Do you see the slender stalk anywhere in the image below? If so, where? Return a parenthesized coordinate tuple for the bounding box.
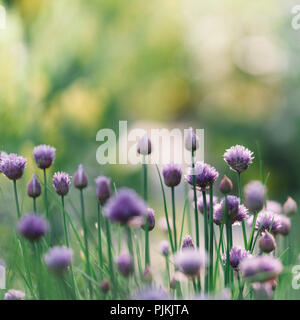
(171, 186, 177, 252)
(213, 223, 225, 288)
(225, 195, 230, 287)
(61, 196, 69, 247)
(142, 156, 150, 267)
(43, 169, 49, 221)
(237, 172, 247, 248)
(202, 191, 209, 293)
(184, 183, 192, 236)
(165, 256, 170, 284)
(247, 212, 258, 251)
(104, 217, 115, 296)
(209, 183, 214, 291)
(33, 197, 37, 213)
(79, 189, 93, 298)
(191, 151, 199, 248)
(237, 272, 243, 300)
(13, 180, 21, 219)
(126, 226, 136, 278)
(97, 202, 104, 277)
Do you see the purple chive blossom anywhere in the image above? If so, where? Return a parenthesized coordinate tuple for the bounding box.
(174, 248, 207, 277)
(181, 235, 195, 250)
(213, 196, 243, 225)
(162, 164, 182, 187)
(248, 210, 282, 235)
(73, 164, 88, 189)
(197, 195, 218, 217)
(133, 287, 170, 300)
(160, 240, 170, 256)
(4, 289, 25, 300)
(258, 231, 276, 253)
(240, 255, 283, 282)
(283, 197, 298, 217)
(103, 188, 147, 224)
(95, 176, 111, 205)
(185, 127, 199, 152)
(185, 161, 219, 191)
(141, 208, 155, 231)
(18, 213, 48, 242)
(33, 145, 56, 169)
(53, 172, 71, 196)
(252, 282, 273, 300)
(224, 145, 254, 173)
(244, 181, 266, 213)
(219, 175, 233, 195)
(137, 134, 152, 155)
(0, 153, 27, 180)
(27, 173, 42, 198)
(44, 246, 73, 274)
(116, 253, 133, 277)
(228, 247, 251, 271)
(266, 200, 282, 215)
(277, 215, 291, 236)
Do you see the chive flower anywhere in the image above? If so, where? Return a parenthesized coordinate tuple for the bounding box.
(137, 134, 152, 155)
(213, 196, 244, 225)
(266, 200, 282, 215)
(162, 163, 182, 187)
(141, 208, 155, 231)
(33, 145, 56, 169)
(160, 240, 170, 256)
(116, 253, 133, 278)
(0, 153, 27, 180)
(258, 231, 276, 253)
(228, 247, 250, 271)
(27, 173, 42, 198)
(248, 210, 281, 235)
(44, 246, 73, 274)
(104, 188, 147, 224)
(224, 145, 254, 173)
(283, 197, 297, 217)
(219, 175, 233, 194)
(185, 161, 219, 191)
(277, 215, 291, 236)
(53, 172, 71, 196)
(95, 176, 111, 205)
(185, 127, 199, 152)
(181, 235, 195, 250)
(4, 289, 25, 300)
(73, 164, 88, 189)
(18, 213, 48, 242)
(244, 181, 266, 213)
(197, 194, 218, 217)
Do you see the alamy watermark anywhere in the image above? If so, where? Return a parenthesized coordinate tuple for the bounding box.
(291, 5, 300, 30)
(96, 121, 204, 165)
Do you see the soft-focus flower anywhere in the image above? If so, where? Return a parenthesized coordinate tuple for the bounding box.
(104, 188, 147, 224)
(185, 127, 199, 152)
(277, 215, 291, 236)
(27, 174, 42, 198)
(283, 197, 297, 217)
(248, 210, 281, 235)
(181, 235, 195, 250)
(162, 164, 182, 187)
(186, 161, 219, 191)
(133, 287, 170, 300)
(252, 282, 273, 300)
(160, 240, 170, 256)
(244, 181, 266, 213)
(137, 134, 152, 155)
(95, 176, 111, 205)
(224, 145, 254, 173)
(116, 253, 133, 278)
(73, 164, 88, 189)
(53, 172, 71, 196)
(258, 231, 276, 253)
(33, 145, 56, 169)
(4, 289, 25, 300)
(100, 280, 110, 294)
(44, 246, 73, 274)
(0, 153, 27, 180)
(174, 248, 207, 277)
(18, 213, 48, 242)
(141, 208, 155, 231)
(266, 200, 282, 215)
(197, 195, 218, 217)
(158, 217, 172, 233)
(240, 255, 283, 282)
(228, 247, 251, 270)
(219, 175, 233, 195)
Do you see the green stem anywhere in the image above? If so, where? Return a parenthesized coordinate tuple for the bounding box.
(247, 212, 258, 251)
(97, 202, 104, 277)
(126, 226, 136, 279)
(33, 197, 37, 213)
(237, 172, 247, 248)
(165, 256, 170, 285)
(171, 186, 177, 252)
(209, 184, 214, 291)
(202, 190, 209, 293)
(13, 180, 21, 219)
(191, 151, 199, 248)
(104, 217, 115, 296)
(142, 158, 150, 267)
(61, 196, 69, 247)
(225, 195, 230, 287)
(43, 169, 51, 245)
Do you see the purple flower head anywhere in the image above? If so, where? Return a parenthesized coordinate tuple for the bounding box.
(213, 196, 241, 225)
(224, 145, 254, 173)
(185, 127, 199, 152)
(234, 204, 249, 224)
(95, 176, 111, 205)
(266, 200, 282, 215)
(186, 161, 219, 191)
(73, 164, 88, 189)
(249, 210, 282, 235)
(0, 153, 27, 180)
(133, 287, 170, 300)
(4, 289, 25, 300)
(244, 181, 266, 213)
(240, 255, 283, 282)
(44, 246, 73, 274)
(229, 246, 251, 270)
(141, 208, 155, 231)
(219, 175, 233, 195)
(252, 282, 273, 300)
(214, 201, 248, 226)
(53, 172, 71, 196)
(18, 213, 48, 242)
(197, 195, 218, 216)
(162, 163, 182, 187)
(277, 215, 291, 236)
(116, 253, 133, 278)
(33, 145, 56, 169)
(181, 235, 195, 250)
(160, 240, 170, 256)
(174, 248, 207, 277)
(283, 197, 297, 217)
(104, 188, 147, 224)
(137, 134, 152, 155)
(259, 230, 276, 253)
(27, 174, 42, 198)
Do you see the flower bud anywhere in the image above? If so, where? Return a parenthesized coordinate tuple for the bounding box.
(283, 197, 297, 217)
(162, 163, 182, 187)
(95, 176, 111, 205)
(219, 175, 233, 194)
(53, 172, 71, 196)
(116, 253, 133, 278)
(73, 164, 88, 189)
(137, 134, 152, 155)
(181, 235, 195, 250)
(185, 127, 199, 152)
(27, 174, 42, 198)
(258, 231, 276, 253)
(141, 208, 155, 231)
(244, 181, 266, 213)
(100, 280, 110, 294)
(160, 240, 170, 256)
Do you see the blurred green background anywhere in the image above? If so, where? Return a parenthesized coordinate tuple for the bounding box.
(0, 0, 299, 297)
